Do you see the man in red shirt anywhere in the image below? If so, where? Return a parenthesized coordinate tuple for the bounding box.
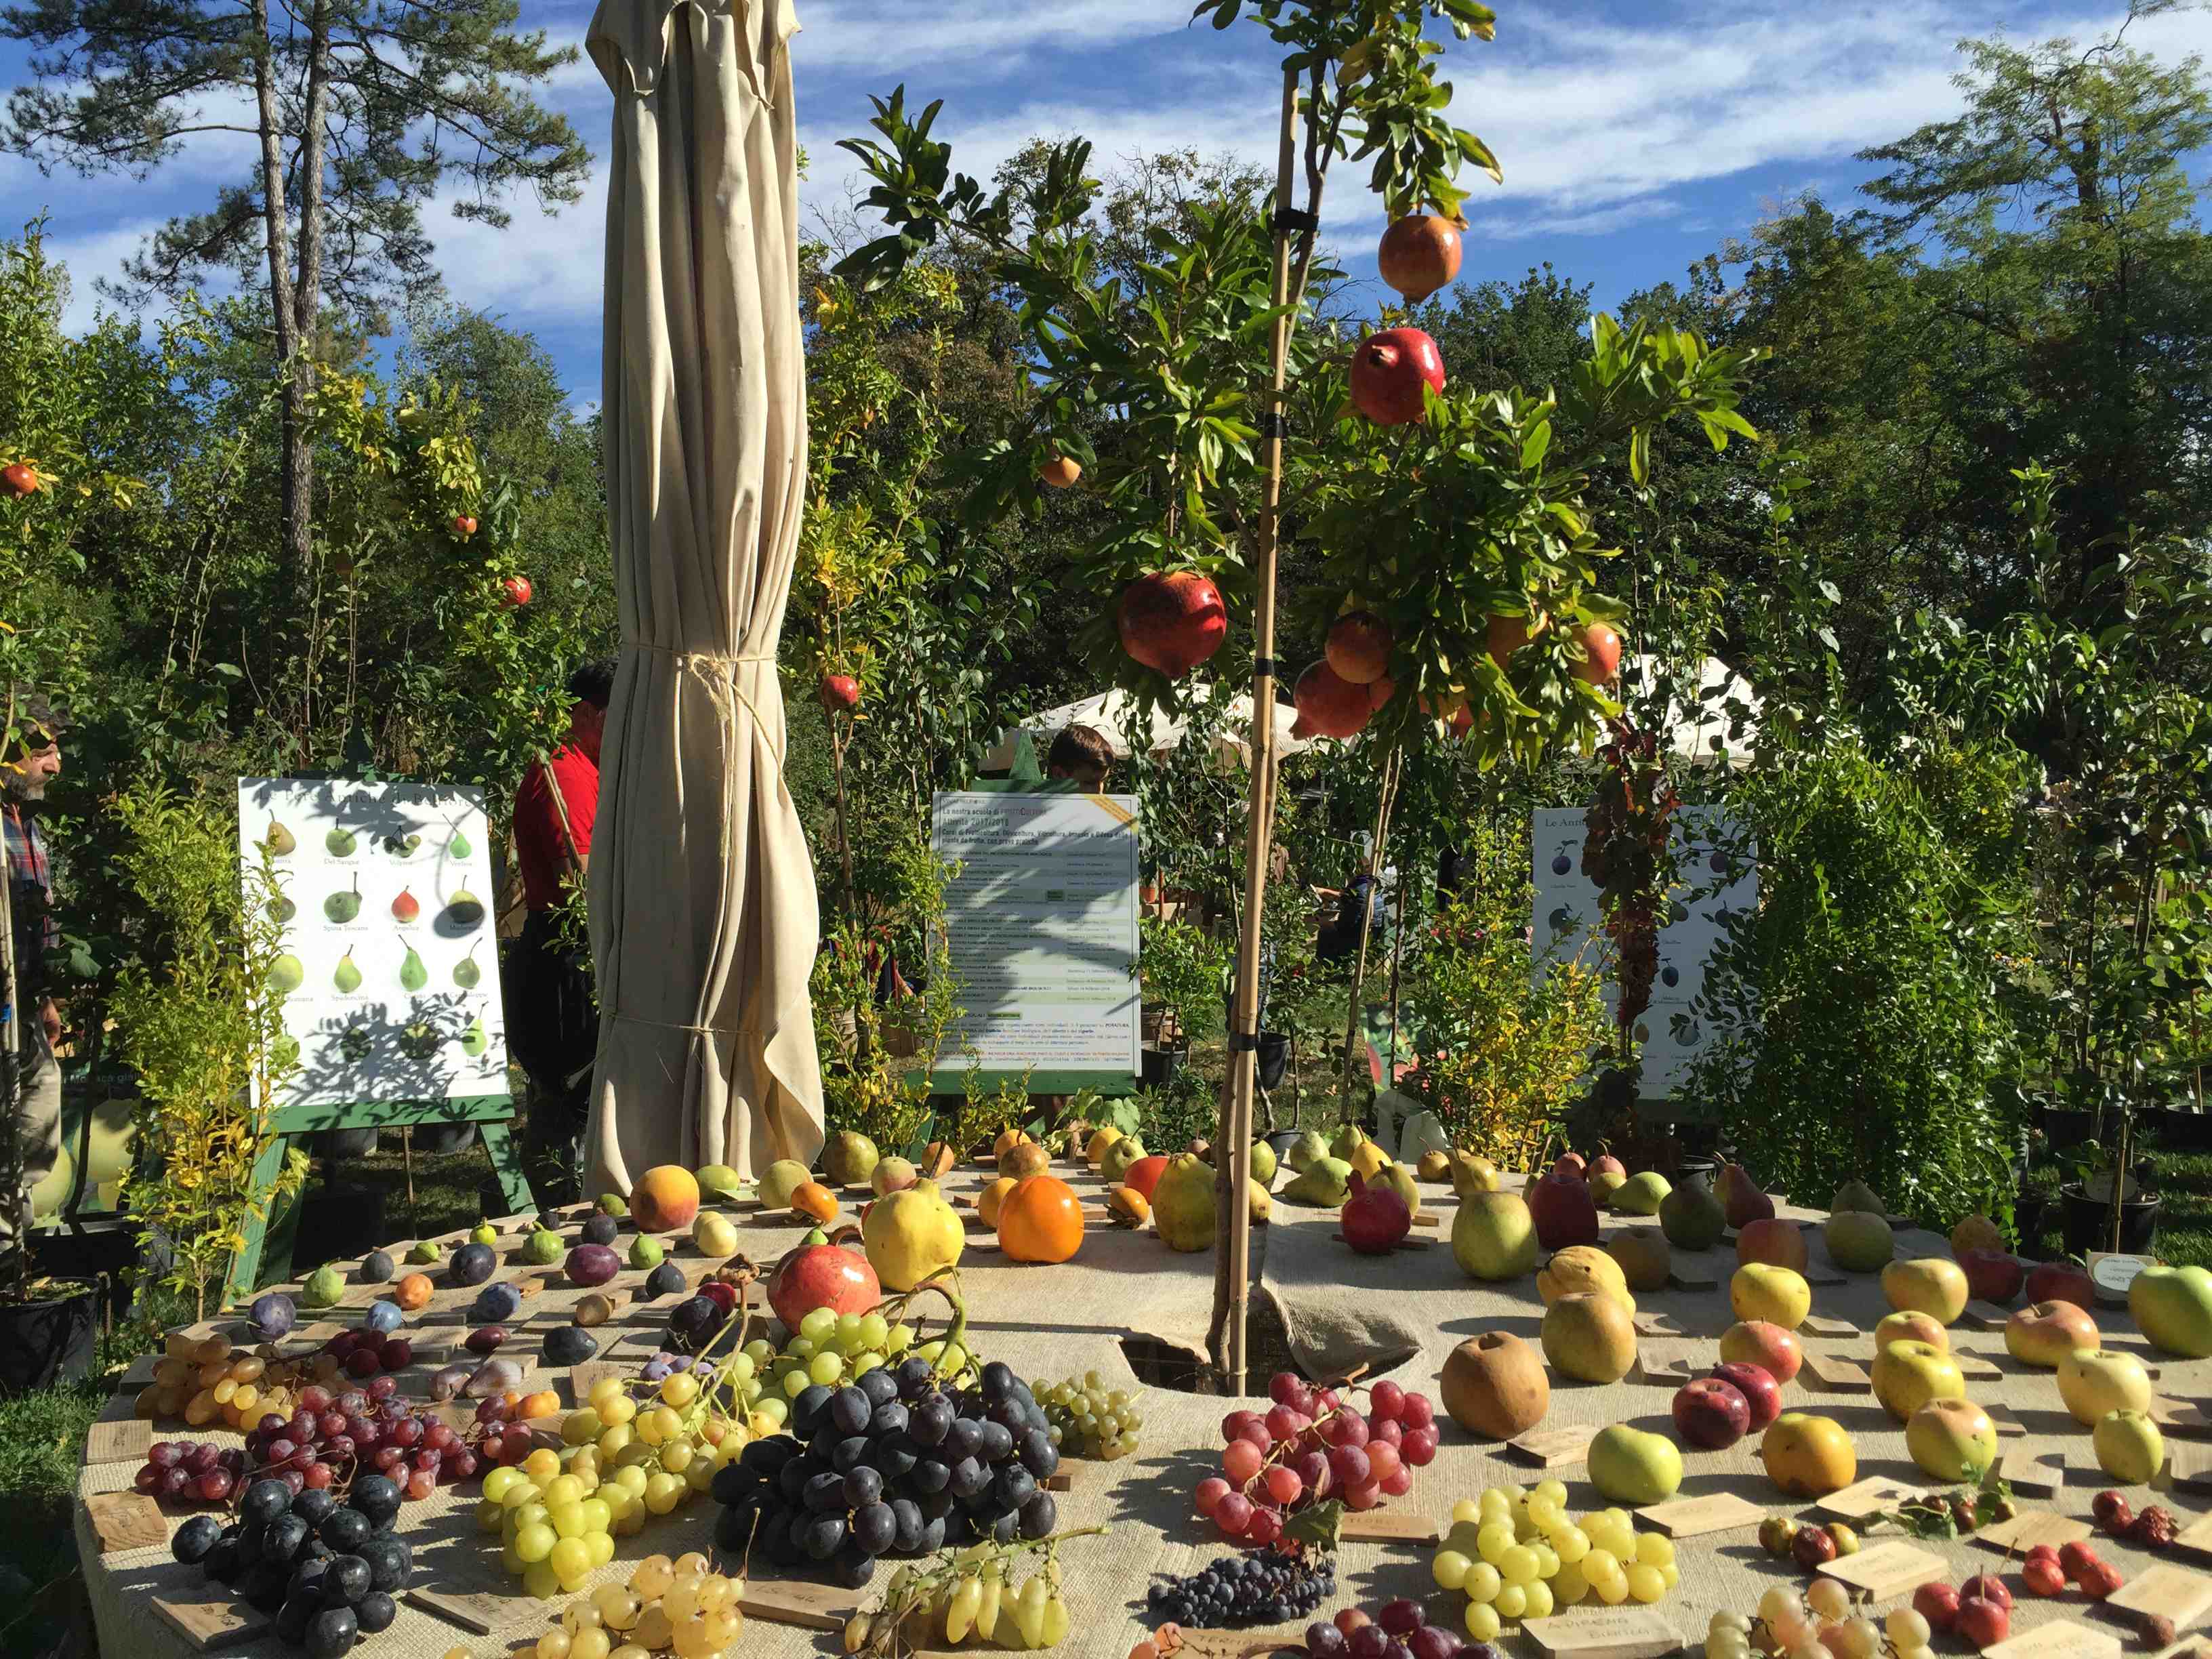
(506, 659, 613, 1179)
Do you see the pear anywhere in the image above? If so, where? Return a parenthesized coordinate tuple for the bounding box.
(324, 876, 362, 924)
(449, 829, 473, 859)
(392, 887, 420, 922)
(268, 953, 305, 994)
(461, 1016, 489, 1057)
(326, 827, 357, 856)
(454, 946, 483, 989)
(266, 819, 297, 856)
(445, 888, 485, 928)
(470, 1220, 499, 1247)
(1832, 1178, 1885, 1216)
(333, 950, 363, 994)
(399, 944, 428, 991)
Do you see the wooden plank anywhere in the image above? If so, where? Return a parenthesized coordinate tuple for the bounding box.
(1799, 1314, 1858, 1340)
(1630, 1349, 1695, 1384)
(82, 1418, 153, 1466)
(1815, 1475, 1922, 1522)
(739, 1578, 861, 1633)
(1340, 1507, 1441, 1544)
(1986, 1401, 2027, 1439)
(1975, 1511, 2092, 1555)
(2154, 1396, 2212, 1438)
(2174, 1513, 2212, 1561)
(405, 1587, 525, 1635)
(1635, 1492, 1765, 1540)
(151, 1587, 273, 1651)
(1666, 1263, 1719, 1290)
(1998, 1446, 2068, 1499)
(1506, 1426, 1596, 1469)
(565, 1361, 628, 1406)
(1802, 1267, 1848, 1288)
(1958, 1300, 2013, 1332)
(83, 1490, 168, 1554)
(1523, 1607, 1683, 1658)
(1328, 1232, 1435, 1250)
(1952, 1352, 2003, 1381)
(1799, 1349, 1871, 1393)
(1631, 1311, 1715, 1340)
(1984, 1622, 2122, 1659)
(1816, 1540, 1947, 1602)
(2106, 1562, 2212, 1632)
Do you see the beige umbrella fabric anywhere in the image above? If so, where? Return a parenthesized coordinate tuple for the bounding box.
(583, 0, 823, 1189)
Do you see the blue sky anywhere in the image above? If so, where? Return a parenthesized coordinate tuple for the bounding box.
(3, 0, 2207, 404)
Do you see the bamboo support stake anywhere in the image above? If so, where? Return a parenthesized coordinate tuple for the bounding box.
(1210, 67, 1299, 1395)
(1336, 751, 1402, 1121)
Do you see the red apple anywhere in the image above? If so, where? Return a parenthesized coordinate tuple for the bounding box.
(766, 1242, 881, 1330)
(451, 514, 477, 537)
(1039, 455, 1082, 489)
(1574, 621, 1621, 685)
(1718, 1321, 1801, 1386)
(1118, 571, 1227, 677)
(1528, 1168, 1599, 1250)
(1711, 1360, 1782, 1431)
(1912, 1582, 1961, 1632)
(2006, 1296, 2101, 1370)
(1671, 1377, 1751, 1449)
(2026, 1259, 2096, 1311)
(1325, 611, 1393, 684)
(1376, 214, 1462, 302)
(1959, 1248, 2024, 1304)
(501, 574, 532, 607)
(1347, 327, 1445, 426)
(817, 674, 861, 713)
(2, 462, 40, 497)
(1294, 661, 1374, 740)
(1954, 1595, 2008, 1647)
(1961, 1573, 2011, 1612)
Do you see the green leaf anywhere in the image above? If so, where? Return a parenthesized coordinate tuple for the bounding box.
(1284, 1498, 1344, 1553)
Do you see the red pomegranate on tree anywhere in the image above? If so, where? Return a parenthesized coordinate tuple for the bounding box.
(1118, 570, 1227, 677)
(1324, 610, 1393, 684)
(452, 514, 478, 537)
(500, 575, 532, 608)
(2, 462, 40, 497)
(818, 673, 861, 713)
(1574, 621, 1622, 685)
(1348, 327, 1445, 426)
(1487, 612, 1544, 669)
(1377, 215, 1463, 303)
(1294, 661, 1372, 739)
(767, 1237, 881, 1330)
(1039, 455, 1082, 489)
(1366, 673, 1395, 710)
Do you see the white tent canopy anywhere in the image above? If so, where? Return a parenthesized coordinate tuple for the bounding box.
(984, 686, 1322, 773)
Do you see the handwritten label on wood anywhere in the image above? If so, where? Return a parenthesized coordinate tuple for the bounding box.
(1996, 1446, 2067, 1499)
(1983, 1621, 2121, 1658)
(738, 1578, 861, 1632)
(1507, 1427, 1595, 1468)
(1631, 1349, 1695, 1384)
(1816, 1540, 1948, 1602)
(1635, 1492, 1766, 1539)
(1816, 1475, 1922, 1521)
(1975, 1511, 2091, 1555)
(1957, 1300, 2013, 1331)
(1799, 1314, 1858, 1340)
(1952, 1352, 2002, 1380)
(1340, 1508, 1441, 1544)
(84, 1491, 169, 1554)
(152, 1587, 272, 1650)
(406, 1588, 525, 1634)
(82, 1418, 153, 1465)
(1984, 1401, 2026, 1438)
(1523, 1606, 1683, 1658)
(2106, 1561, 2212, 1632)
(1799, 1349, 1871, 1393)
(2176, 1513, 2212, 1561)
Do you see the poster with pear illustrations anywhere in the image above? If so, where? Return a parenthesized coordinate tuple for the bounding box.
(237, 777, 510, 1106)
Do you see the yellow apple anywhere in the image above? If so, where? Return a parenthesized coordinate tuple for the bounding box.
(1875, 1310, 1949, 1354)
(1540, 1291, 1638, 1384)
(2004, 1298, 2100, 1368)
(2058, 1349, 2153, 1427)
(1760, 1412, 1857, 1496)
(1906, 1398, 1997, 1481)
(1871, 1338, 1965, 1422)
(1881, 1256, 1969, 1324)
(2093, 1408, 2165, 1483)
(1730, 1263, 1811, 1330)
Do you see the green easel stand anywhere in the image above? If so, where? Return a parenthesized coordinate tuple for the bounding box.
(224, 1093, 533, 1304)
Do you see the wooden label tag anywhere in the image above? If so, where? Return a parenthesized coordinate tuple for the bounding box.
(152, 1587, 272, 1650)
(1801, 1267, 1848, 1288)
(1983, 1620, 2121, 1658)
(1816, 1475, 1921, 1521)
(82, 1417, 153, 1466)
(1799, 1314, 1858, 1340)
(1799, 1349, 1871, 1393)
(2169, 1441, 2212, 1494)
(1666, 1263, 1719, 1290)
(565, 1361, 628, 1405)
(1631, 1349, 1695, 1384)
(1984, 1401, 2026, 1438)
(1523, 1605, 1682, 1657)
(1635, 1492, 1765, 1539)
(738, 1578, 861, 1632)
(1975, 1511, 2091, 1555)
(1951, 1352, 2002, 1380)
(2175, 1513, 2212, 1561)
(406, 1587, 525, 1634)
(1340, 1507, 1441, 1544)
(2154, 1395, 2212, 1437)
(1957, 1300, 2012, 1331)
(1997, 1446, 2068, 1499)
(1329, 1232, 1435, 1250)
(83, 1490, 169, 1554)
(1506, 1426, 1595, 1468)
(2104, 1561, 2212, 1631)
(1816, 1539, 1948, 1602)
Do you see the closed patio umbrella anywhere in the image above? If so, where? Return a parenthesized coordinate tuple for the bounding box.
(583, 0, 823, 1188)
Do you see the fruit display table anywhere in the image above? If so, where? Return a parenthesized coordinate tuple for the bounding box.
(75, 1157, 2212, 1658)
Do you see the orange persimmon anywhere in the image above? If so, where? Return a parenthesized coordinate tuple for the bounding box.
(997, 1174, 1086, 1265)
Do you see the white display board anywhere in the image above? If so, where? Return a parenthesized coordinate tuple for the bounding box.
(238, 778, 511, 1107)
(1531, 805, 1755, 1099)
(928, 790, 1141, 1085)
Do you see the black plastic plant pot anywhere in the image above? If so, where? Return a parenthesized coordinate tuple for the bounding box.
(316, 1126, 381, 1160)
(410, 1123, 476, 1156)
(1141, 1045, 1184, 1088)
(2060, 1182, 2160, 1258)
(0, 1282, 98, 1397)
(1257, 1032, 1290, 1091)
(2039, 1105, 2096, 1153)
(2147, 1105, 2212, 1152)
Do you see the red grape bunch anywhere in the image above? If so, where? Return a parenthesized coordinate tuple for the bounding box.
(1193, 1372, 1437, 1544)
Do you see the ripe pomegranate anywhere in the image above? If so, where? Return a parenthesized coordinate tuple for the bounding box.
(501, 575, 533, 608)
(1340, 1173, 1411, 1254)
(1366, 674, 1395, 710)
(1324, 610, 1392, 684)
(818, 674, 861, 713)
(1294, 661, 1372, 739)
(1347, 327, 1445, 426)
(1574, 621, 1622, 685)
(2, 462, 39, 497)
(1376, 215, 1463, 303)
(1039, 455, 1082, 489)
(451, 514, 478, 537)
(1288, 714, 1315, 740)
(1118, 571, 1227, 677)
(1487, 612, 1544, 668)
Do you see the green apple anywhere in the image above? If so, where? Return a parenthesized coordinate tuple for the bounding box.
(1452, 1192, 1539, 1282)
(2128, 1263, 2212, 1358)
(1822, 1210, 1894, 1273)
(2058, 1348, 2154, 1427)
(1905, 1397, 1996, 1480)
(1586, 1423, 1682, 1506)
(1730, 1263, 1811, 1330)
(1872, 1338, 1965, 1422)
(2093, 1407, 2166, 1483)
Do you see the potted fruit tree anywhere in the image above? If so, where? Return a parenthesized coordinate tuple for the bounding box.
(834, 0, 1761, 1382)
(1139, 913, 1226, 1085)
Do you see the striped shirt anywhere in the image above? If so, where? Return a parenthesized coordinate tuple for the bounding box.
(3, 802, 55, 997)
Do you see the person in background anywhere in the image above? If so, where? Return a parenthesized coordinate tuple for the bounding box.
(1046, 724, 1114, 789)
(507, 658, 614, 1181)
(1, 688, 64, 1254)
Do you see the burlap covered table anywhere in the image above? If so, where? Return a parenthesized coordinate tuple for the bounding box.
(77, 1160, 2212, 1658)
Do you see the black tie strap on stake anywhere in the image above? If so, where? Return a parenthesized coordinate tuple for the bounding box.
(1252, 656, 1280, 680)
(1271, 206, 1318, 235)
(1258, 411, 1290, 441)
(1229, 1031, 1261, 1053)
